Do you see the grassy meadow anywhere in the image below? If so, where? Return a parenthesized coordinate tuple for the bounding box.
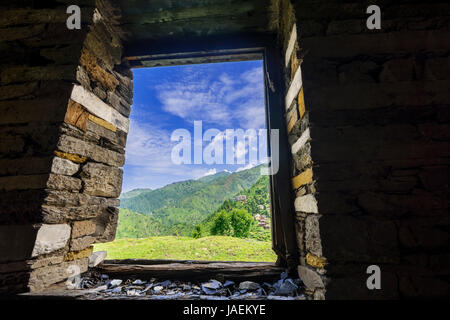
(94, 235, 276, 262)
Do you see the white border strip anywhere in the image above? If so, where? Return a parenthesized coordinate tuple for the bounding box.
(285, 66, 302, 111)
(70, 85, 130, 133)
(285, 23, 297, 67)
(292, 128, 310, 154)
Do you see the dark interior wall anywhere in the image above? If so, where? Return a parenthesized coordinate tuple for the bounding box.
(0, 0, 131, 292)
(291, 0, 450, 299)
(0, 0, 448, 298)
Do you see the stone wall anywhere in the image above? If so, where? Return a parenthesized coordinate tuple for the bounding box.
(285, 0, 449, 299)
(0, 0, 448, 298)
(274, 0, 326, 300)
(0, 0, 132, 293)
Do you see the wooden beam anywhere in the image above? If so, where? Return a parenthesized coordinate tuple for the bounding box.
(263, 46, 299, 270)
(124, 33, 275, 59)
(120, 2, 258, 24)
(94, 260, 283, 282)
(103, 259, 274, 265)
(131, 54, 262, 68)
(127, 48, 263, 68)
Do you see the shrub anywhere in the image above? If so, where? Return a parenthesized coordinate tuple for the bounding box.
(192, 225, 204, 239)
(230, 209, 253, 238)
(211, 211, 232, 236)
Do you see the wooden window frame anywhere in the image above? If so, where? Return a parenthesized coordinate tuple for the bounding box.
(123, 34, 299, 270)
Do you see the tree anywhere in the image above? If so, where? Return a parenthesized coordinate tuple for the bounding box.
(211, 211, 232, 236)
(230, 209, 253, 238)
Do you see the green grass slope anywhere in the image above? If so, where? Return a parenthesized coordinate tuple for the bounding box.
(94, 236, 277, 262)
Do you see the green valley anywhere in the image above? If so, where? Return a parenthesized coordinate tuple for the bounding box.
(106, 165, 274, 262)
(118, 165, 270, 237)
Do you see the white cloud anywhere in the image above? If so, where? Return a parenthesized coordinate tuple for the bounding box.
(122, 63, 268, 192)
(154, 66, 265, 129)
(203, 168, 217, 176)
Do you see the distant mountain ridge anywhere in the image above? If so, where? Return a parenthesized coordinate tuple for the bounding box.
(120, 188, 152, 199)
(118, 165, 266, 236)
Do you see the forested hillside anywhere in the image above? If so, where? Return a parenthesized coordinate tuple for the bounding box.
(195, 175, 271, 241)
(118, 165, 267, 237)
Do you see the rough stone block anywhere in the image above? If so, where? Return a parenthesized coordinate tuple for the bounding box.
(0, 157, 52, 177)
(88, 251, 107, 267)
(294, 194, 318, 213)
(57, 135, 125, 167)
(51, 156, 80, 176)
(305, 215, 323, 257)
(93, 86, 107, 100)
(293, 147, 313, 172)
(0, 82, 38, 100)
(0, 24, 46, 42)
(71, 220, 96, 239)
(0, 65, 77, 85)
(85, 119, 127, 150)
(113, 71, 133, 104)
(0, 136, 25, 154)
(70, 235, 96, 252)
(46, 174, 82, 192)
(40, 44, 84, 65)
(0, 174, 48, 192)
(298, 266, 324, 290)
(84, 26, 121, 70)
(80, 162, 123, 197)
(80, 48, 119, 91)
(70, 84, 129, 133)
(76, 66, 91, 89)
(92, 206, 118, 243)
(31, 224, 71, 257)
(28, 258, 88, 292)
(42, 190, 120, 223)
(107, 91, 131, 117)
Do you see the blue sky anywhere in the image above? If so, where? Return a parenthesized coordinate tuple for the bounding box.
(122, 60, 267, 193)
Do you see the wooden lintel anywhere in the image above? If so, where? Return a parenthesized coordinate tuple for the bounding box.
(130, 52, 263, 68)
(124, 33, 276, 60)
